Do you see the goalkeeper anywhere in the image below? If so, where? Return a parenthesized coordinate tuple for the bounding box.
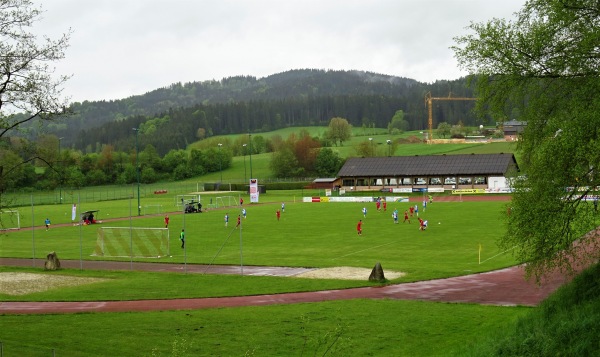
(180, 229, 185, 248)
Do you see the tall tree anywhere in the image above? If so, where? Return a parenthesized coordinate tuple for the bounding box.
(325, 117, 352, 146)
(0, 0, 71, 196)
(315, 148, 343, 177)
(388, 109, 409, 133)
(453, 0, 600, 281)
(270, 146, 301, 178)
(437, 122, 451, 138)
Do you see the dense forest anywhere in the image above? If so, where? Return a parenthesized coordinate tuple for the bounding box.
(31, 69, 489, 156)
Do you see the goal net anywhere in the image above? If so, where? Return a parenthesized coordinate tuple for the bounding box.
(215, 196, 237, 208)
(92, 227, 170, 258)
(143, 204, 163, 215)
(0, 210, 20, 230)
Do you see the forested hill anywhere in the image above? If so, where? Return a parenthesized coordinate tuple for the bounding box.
(45, 69, 480, 155)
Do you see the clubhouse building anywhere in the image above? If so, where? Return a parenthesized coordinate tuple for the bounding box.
(334, 153, 518, 192)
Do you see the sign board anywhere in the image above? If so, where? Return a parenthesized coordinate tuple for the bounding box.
(249, 179, 259, 203)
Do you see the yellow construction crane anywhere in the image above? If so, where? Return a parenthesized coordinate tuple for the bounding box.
(425, 92, 477, 143)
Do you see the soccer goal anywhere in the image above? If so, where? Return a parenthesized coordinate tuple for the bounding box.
(92, 227, 170, 258)
(0, 210, 21, 230)
(143, 204, 163, 215)
(215, 196, 237, 208)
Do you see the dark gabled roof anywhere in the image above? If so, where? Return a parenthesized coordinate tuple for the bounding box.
(337, 153, 518, 177)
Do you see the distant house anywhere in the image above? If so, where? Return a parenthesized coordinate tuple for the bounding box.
(502, 120, 527, 141)
(336, 153, 518, 192)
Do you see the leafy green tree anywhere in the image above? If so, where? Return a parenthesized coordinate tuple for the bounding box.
(453, 0, 600, 280)
(139, 144, 162, 172)
(252, 135, 267, 154)
(162, 149, 187, 173)
(388, 110, 409, 133)
(63, 166, 85, 188)
(173, 163, 192, 180)
(355, 140, 377, 157)
(117, 164, 137, 184)
(187, 149, 206, 176)
(270, 147, 302, 178)
(0, 0, 71, 198)
(325, 117, 352, 146)
(315, 148, 343, 177)
(437, 122, 452, 138)
(0, 149, 27, 190)
(85, 169, 108, 186)
(141, 167, 157, 184)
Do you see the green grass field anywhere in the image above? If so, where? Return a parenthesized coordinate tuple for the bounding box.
(2, 199, 514, 285)
(0, 299, 529, 357)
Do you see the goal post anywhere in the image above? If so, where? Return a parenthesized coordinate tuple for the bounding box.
(93, 227, 170, 258)
(215, 196, 237, 208)
(0, 210, 21, 230)
(142, 204, 163, 215)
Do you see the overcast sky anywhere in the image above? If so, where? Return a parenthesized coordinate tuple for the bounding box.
(36, 0, 526, 103)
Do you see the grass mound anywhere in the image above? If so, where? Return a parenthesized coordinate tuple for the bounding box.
(464, 262, 600, 356)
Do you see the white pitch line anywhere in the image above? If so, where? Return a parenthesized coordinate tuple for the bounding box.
(333, 241, 397, 260)
(480, 245, 517, 264)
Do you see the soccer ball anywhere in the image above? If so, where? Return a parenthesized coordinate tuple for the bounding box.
(438, 222, 441, 224)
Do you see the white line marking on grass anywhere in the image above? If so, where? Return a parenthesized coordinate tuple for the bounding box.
(332, 241, 397, 260)
(479, 245, 517, 264)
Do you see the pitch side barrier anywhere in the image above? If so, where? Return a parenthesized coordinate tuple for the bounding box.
(303, 196, 410, 203)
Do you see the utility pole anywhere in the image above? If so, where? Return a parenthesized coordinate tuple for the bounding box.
(133, 128, 141, 216)
(58, 137, 63, 203)
(248, 132, 253, 180)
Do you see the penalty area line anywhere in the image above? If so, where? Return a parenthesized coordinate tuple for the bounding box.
(479, 245, 517, 264)
(332, 241, 397, 260)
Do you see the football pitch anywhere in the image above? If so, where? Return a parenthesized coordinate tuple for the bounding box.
(2, 198, 516, 283)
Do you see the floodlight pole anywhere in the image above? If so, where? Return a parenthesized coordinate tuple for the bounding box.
(369, 137, 374, 157)
(248, 132, 253, 179)
(133, 128, 141, 216)
(243, 144, 247, 183)
(387, 139, 392, 156)
(58, 137, 64, 203)
(218, 143, 223, 183)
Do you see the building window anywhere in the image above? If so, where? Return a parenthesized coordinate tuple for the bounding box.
(444, 177, 456, 184)
(429, 177, 442, 185)
(459, 177, 472, 185)
(414, 177, 426, 185)
(342, 179, 354, 186)
(474, 177, 486, 184)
